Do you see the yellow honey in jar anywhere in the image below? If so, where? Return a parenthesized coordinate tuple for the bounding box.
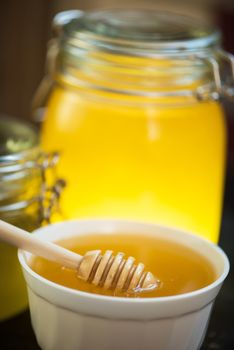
(39, 10, 226, 243)
(30, 232, 216, 298)
(41, 90, 225, 243)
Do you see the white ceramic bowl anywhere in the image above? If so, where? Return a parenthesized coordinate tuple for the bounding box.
(18, 220, 229, 350)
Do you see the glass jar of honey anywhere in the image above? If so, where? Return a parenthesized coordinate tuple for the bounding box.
(38, 10, 234, 243)
(0, 116, 64, 320)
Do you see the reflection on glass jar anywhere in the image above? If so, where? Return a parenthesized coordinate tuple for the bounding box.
(0, 116, 64, 320)
(38, 10, 234, 243)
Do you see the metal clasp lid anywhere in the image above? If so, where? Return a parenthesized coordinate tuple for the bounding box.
(217, 50, 234, 99)
(37, 152, 66, 224)
(195, 50, 234, 101)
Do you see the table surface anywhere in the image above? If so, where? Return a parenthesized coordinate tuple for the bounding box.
(0, 174, 233, 350)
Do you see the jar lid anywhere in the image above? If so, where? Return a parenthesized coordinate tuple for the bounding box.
(53, 10, 83, 35)
(62, 9, 220, 55)
(0, 116, 38, 161)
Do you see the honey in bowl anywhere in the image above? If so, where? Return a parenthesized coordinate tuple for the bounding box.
(30, 232, 216, 298)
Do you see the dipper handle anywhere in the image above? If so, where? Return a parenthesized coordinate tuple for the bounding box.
(0, 219, 82, 269)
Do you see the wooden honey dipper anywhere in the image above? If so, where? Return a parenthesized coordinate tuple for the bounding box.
(0, 220, 157, 293)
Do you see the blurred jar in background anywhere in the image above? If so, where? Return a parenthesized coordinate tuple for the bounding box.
(0, 116, 64, 320)
(36, 9, 234, 243)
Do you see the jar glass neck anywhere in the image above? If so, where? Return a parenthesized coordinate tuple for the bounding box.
(56, 41, 219, 104)
(47, 9, 234, 103)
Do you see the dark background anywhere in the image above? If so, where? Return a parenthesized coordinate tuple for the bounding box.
(0, 0, 233, 349)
